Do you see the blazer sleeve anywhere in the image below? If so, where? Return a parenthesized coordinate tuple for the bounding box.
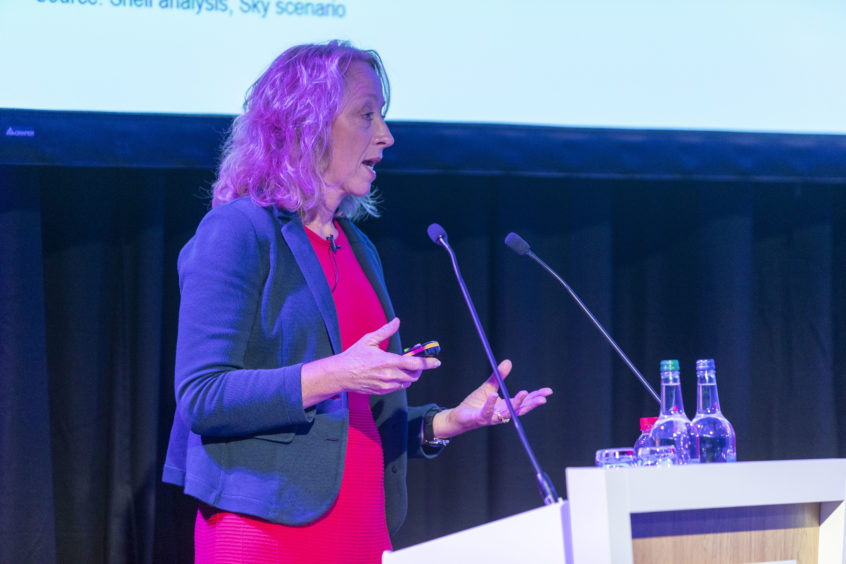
(173, 203, 312, 437)
(407, 403, 446, 459)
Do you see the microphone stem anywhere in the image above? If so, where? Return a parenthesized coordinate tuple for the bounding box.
(526, 250, 660, 404)
(439, 237, 559, 505)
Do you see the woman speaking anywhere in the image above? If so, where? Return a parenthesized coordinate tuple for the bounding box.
(162, 40, 552, 563)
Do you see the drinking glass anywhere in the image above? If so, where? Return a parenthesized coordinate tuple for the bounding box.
(595, 447, 636, 468)
(637, 445, 676, 466)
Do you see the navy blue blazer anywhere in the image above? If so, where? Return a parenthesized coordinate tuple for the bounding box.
(162, 197, 436, 534)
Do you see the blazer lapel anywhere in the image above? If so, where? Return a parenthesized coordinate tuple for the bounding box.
(274, 209, 343, 355)
(338, 219, 400, 355)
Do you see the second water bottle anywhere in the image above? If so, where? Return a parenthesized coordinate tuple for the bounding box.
(692, 358, 737, 463)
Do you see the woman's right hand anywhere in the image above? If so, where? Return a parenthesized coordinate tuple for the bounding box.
(300, 317, 440, 408)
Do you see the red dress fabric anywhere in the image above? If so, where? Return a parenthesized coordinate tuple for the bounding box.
(194, 222, 391, 563)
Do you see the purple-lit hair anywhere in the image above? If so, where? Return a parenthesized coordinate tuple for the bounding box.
(212, 40, 390, 220)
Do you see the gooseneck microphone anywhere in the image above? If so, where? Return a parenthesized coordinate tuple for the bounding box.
(427, 224, 559, 506)
(504, 232, 660, 404)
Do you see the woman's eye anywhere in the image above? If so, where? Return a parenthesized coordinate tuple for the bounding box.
(363, 112, 374, 121)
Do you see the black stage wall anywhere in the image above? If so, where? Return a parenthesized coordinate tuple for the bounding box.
(2, 122, 846, 562)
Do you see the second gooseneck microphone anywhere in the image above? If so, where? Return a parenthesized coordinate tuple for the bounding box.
(504, 232, 660, 404)
(428, 224, 559, 506)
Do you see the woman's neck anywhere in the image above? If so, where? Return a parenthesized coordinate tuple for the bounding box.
(303, 190, 345, 238)
(304, 211, 339, 239)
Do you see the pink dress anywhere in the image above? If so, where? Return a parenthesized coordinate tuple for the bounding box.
(194, 222, 391, 563)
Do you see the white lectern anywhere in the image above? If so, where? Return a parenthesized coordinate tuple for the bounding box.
(383, 459, 846, 564)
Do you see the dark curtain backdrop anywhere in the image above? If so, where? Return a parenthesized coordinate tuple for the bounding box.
(2, 153, 846, 561)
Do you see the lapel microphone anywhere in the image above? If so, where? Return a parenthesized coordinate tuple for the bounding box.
(326, 234, 341, 253)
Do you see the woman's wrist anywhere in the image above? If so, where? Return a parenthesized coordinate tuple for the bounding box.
(432, 407, 471, 439)
(300, 356, 344, 409)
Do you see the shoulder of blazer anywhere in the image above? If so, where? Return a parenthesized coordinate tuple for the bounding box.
(337, 218, 382, 270)
(202, 196, 284, 236)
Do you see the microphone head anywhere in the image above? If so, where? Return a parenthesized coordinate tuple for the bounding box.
(427, 223, 448, 245)
(504, 232, 531, 256)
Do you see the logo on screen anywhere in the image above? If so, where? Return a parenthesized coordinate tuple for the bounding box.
(6, 126, 35, 138)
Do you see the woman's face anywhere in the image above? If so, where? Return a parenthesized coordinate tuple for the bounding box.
(322, 61, 394, 203)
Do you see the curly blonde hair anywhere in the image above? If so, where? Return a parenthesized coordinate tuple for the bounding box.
(212, 40, 389, 221)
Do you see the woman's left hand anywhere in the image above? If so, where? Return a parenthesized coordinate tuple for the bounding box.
(433, 359, 553, 439)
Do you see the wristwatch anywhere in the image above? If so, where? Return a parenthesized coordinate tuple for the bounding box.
(423, 406, 450, 447)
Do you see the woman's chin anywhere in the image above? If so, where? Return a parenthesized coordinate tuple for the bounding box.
(343, 183, 373, 199)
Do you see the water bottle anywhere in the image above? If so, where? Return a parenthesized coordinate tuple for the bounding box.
(692, 359, 737, 462)
(633, 417, 658, 452)
(648, 360, 699, 464)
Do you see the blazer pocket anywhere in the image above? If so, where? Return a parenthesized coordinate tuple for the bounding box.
(252, 430, 295, 444)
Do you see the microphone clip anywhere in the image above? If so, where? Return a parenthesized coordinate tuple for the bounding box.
(327, 234, 341, 253)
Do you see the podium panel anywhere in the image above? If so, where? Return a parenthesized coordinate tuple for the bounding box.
(566, 459, 846, 564)
(631, 503, 822, 563)
(382, 501, 571, 563)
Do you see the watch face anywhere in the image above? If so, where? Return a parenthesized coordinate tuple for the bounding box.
(424, 437, 450, 448)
